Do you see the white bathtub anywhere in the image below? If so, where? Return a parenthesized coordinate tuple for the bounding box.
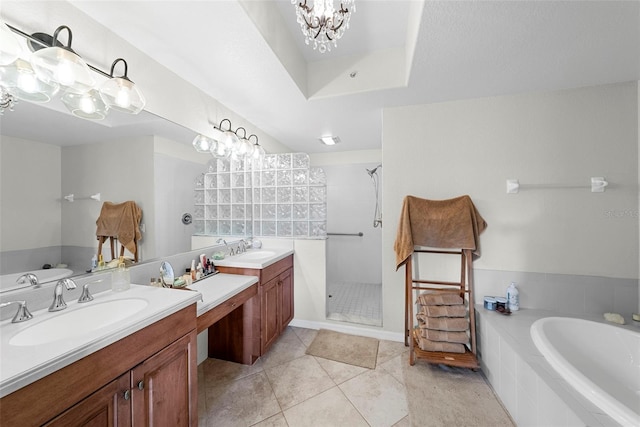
(0, 268, 73, 292)
(531, 317, 640, 426)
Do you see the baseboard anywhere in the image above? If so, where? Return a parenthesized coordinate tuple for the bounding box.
(290, 318, 404, 342)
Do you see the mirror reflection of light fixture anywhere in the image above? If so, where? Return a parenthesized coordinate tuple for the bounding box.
(234, 127, 254, 157)
(192, 134, 214, 153)
(0, 19, 23, 65)
(61, 89, 108, 120)
(30, 25, 95, 93)
(0, 58, 59, 103)
(248, 134, 266, 160)
(99, 58, 145, 114)
(0, 86, 16, 114)
(291, 0, 356, 53)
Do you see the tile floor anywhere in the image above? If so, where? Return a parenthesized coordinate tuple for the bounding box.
(326, 282, 382, 326)
(198, 326, 410, 427)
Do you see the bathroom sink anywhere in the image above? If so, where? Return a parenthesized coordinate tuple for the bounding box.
(237, 250, 277, 260)
(9, 298, 148, 346)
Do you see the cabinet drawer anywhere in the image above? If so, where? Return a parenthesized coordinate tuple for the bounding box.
(261, 255, 293, 285)
(196, 283, 258, 333)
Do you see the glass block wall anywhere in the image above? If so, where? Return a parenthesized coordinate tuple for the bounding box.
(193, 153, 327, 239)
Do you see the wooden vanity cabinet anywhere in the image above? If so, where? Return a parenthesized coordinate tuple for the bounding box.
(217, 255, 294, 356)
(1, 305, 198, 427)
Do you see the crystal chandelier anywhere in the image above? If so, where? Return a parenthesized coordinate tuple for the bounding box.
(291, 0, 355, 53)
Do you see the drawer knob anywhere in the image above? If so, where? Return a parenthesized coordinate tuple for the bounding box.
(123, 390, 130, 400)
(137, 380, 144, 390)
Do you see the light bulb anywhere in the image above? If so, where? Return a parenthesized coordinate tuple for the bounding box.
(115, 87, 131, 108)
(17, 72, 38, 93)
(79, 96, 96, 114)
(54, 61, 76, 87)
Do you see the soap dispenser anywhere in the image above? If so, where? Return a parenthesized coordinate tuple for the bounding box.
(506, 282, 519, 311)
(111, 256, 130, 292)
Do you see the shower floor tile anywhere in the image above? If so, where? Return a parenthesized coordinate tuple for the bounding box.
(327, 282, 382, 326)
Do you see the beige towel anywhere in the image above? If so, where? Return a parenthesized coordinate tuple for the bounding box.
(394, 195, 487, 270)
(417, 291, 464, 306)
(420, 329, 469, 345)
(417, 336, 466, 354)
(419, 304, 467, 318)
(417, 314, 469, 332)
(96, 201, 142, 255)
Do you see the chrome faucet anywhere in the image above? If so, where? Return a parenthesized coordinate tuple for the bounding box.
(0, 300, 33, 323)
(49, 278, 77, 312)
(238, 240, 247, 253)
(217, 238, 234, 256)
(78, 279, 103, 303)
(16, 273, 39, 288)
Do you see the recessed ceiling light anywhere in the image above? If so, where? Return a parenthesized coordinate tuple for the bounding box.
(319, 136, 340, 145)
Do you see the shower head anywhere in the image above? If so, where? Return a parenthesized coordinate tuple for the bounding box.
(366, 164, 382, 177)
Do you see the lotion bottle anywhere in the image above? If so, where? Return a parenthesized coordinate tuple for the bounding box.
(506, 282, 519, 311)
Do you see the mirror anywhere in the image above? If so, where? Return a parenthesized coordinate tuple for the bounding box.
(0, 96, 206, 291)
(159, 261, 175, 288)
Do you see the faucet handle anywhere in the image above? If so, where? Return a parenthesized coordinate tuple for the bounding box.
(0, 300, 33, 323)
(78, 279, 103, 303)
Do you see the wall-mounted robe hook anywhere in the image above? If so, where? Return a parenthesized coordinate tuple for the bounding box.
(506, 179, 519, 194)
(591, 177, 608, 193)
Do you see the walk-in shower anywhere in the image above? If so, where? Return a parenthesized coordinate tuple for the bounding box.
(324, 162, 383, 327)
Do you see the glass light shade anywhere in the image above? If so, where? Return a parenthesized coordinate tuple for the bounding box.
(210, 139, 230, 158)
(251, 143, 266, 160)
(0, 58, 59, 102)
(192, 134, 213, 153)
(236, 137, 253, 157)
(222, 130, 239, 150)
(61, 89, 108, 120)
(99, 76, 145, 114)
(0, 21, 22, 66)
(30, 46, 95, 93)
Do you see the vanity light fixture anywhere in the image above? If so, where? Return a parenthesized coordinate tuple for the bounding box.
(30, 25, 95, 93)
(197, 118, 268, 160)
(0, 21, 146, 119)
(99, 58, 146, 114)
(319, 135, 340, 145)
(0, 86, 16, 114)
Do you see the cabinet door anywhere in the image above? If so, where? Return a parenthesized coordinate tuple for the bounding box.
(44, 374, 131, 427)
(261, 276, 280, 354)
(131, 333, 197, 427)
(279, 268, 293, 331)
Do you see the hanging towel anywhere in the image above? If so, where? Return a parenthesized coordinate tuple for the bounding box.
(394, 195, 487, 270)
(419, 304, 467, 318)
(417, 291, 464, 306)
(96, 201, 142, 255)
(414, 330, 467, 353)
(416, 314, 469, 332)
(419, 328, 470, 345)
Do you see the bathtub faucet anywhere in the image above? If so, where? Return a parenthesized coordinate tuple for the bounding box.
(16, 273, 39, 288)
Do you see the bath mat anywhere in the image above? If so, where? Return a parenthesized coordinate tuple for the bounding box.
(306, 329, 379, 369)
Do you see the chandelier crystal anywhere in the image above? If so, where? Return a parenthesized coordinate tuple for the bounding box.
(291, 0, 355, 53)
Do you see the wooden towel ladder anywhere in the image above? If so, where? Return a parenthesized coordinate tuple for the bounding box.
(405, 248, 478, 369)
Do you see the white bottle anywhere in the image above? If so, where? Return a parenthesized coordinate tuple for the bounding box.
(111, 256, 130, 292)
(506, 282, 519, 311)
(91, 254, 98, 270)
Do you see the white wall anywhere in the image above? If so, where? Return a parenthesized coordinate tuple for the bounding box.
(0, 136, 61, 251)
(382, 82, 639, 332)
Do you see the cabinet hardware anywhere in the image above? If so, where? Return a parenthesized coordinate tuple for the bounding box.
(137, 380, 144, 390)
(123, 390, 130, 400)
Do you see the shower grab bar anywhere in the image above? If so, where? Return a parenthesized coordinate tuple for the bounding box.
(327, 232, 364, 237)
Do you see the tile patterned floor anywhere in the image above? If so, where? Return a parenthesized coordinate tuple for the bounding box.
(326, 282, 382, 326)
(198, 327, 410, 427)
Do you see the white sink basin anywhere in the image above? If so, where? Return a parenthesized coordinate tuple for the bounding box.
(9, 298, 148, 346)
(236, 250, 277, 260)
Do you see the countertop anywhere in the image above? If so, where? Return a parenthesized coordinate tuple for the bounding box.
(188, 273, 259, 316)
(212, 247, 294, 269)
(0, 285, 200, 398)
